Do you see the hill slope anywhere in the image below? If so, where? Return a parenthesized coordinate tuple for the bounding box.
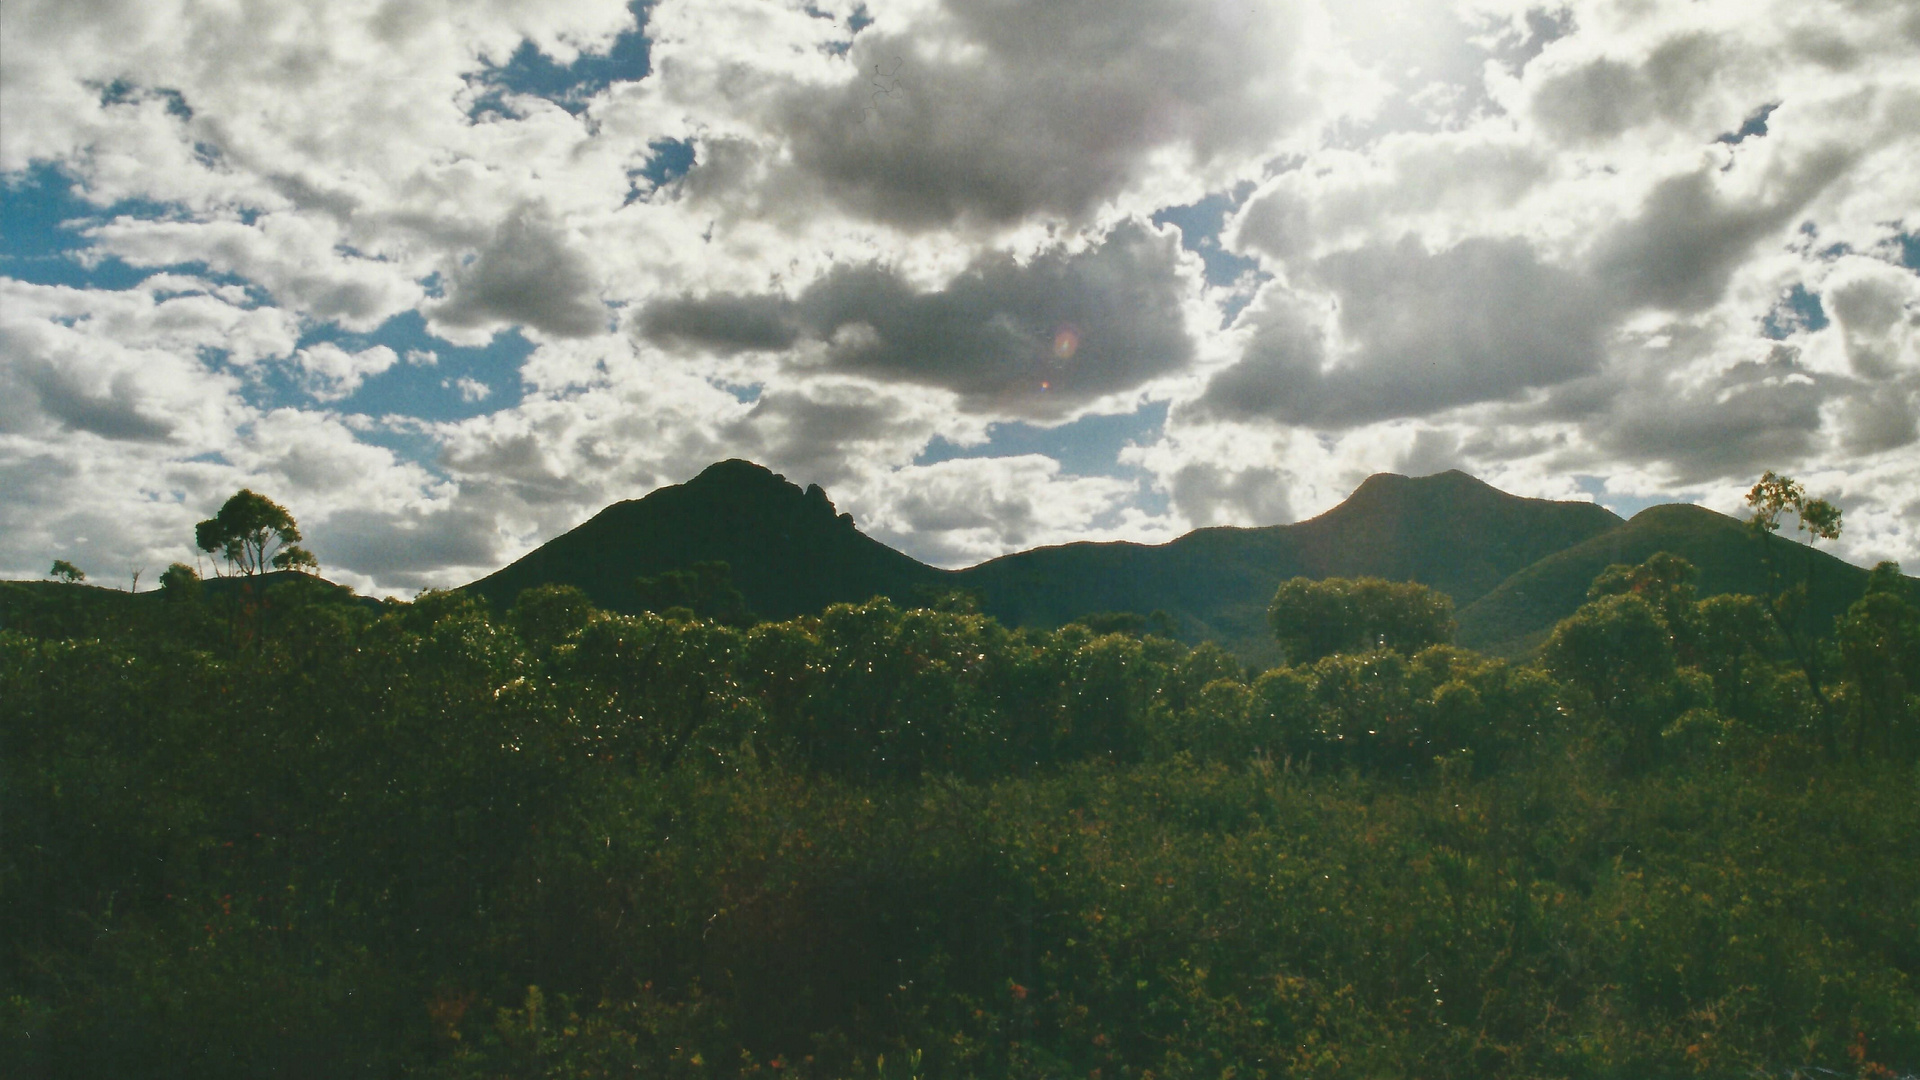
(1455, 503, 1875, 654)
(466, 464, 1625, 666)
(953, 470, 1623, 665)
(465, 460, 948, 619)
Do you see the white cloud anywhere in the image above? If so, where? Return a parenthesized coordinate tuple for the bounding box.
(4, 0, 1920, 590)
(292, 342, 399, 401)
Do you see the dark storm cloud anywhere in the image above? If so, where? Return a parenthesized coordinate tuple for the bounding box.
(1835, 385, 1919, 455)
(720, 383, 936, 488)
(752, 0, 1307, 230)
(1166, 460, 1294, 527)
(317, 503, 503, 578)
(1587, 347, 1830, 479)
(0, 344, 174, 442)
(430, 206, 606, 339)
(640, 292, 799, 353)
(1197, 235, 1609, 428)
(1592, 150, 1855, 313)
(1200, 137, 1864, 433)
(640, 221, 1196, 417)
(1531, 33, 1725, 141)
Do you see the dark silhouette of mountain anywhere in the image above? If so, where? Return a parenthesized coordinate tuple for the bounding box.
(1455, 503, 1875, 654)
(955, 470, 1623, 665)
(464, 464, 1626, 665)
(465, 460, 947, 619)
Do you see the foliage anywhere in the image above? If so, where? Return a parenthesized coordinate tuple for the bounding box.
(272, 544, 320, 573)
(1836, 562, 1920, 762)
(194, 489, 304, 577)
(1746, 469, 1843, 543)
(5, 545, 1919, 1078)
(158, 561, 202, 602)
(1071, 610, 1178, 639)
(1744, 471, 1848, 752)
(1268, 576, 1455, 665)
(634, 561, 754, 626)
(48, 559, 84, 583)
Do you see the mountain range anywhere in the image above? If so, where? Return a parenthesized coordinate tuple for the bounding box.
(466, 460, 1886, 664)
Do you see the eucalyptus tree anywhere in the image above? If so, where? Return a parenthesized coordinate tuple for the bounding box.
(194, 490, 315, 576)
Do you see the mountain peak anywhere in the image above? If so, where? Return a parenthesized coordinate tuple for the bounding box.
(687, 458, 782, 489)
(679, 459, 842, 521)
(1345, 469, 1506, 503)
(467, 459, 930, 618)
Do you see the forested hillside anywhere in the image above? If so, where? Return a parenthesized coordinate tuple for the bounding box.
(1454, 503, 1876, 654)
(958, 469, 1622, 664)
(5, 538, 1919, 1077)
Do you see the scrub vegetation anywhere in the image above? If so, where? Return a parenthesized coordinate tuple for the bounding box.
(3, 477, 1918, 1078)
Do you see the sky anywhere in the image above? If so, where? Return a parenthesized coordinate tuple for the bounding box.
(2, 0, 1918, 595)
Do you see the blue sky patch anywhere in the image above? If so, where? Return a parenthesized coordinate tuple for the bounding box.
(1716, 102, 1778, 144)
(1888, 231, 1920, 271)
(471, 1, 653, 117)
(1574, 476, 1679, 520)
(1152, 186, 1261, 289)
(630, 138, 696, 198)
(916, 401, 1168, 480)
(1, 164, 177, 290)
(1762, 283, 1829, 340)
(292, 311, 535, 422)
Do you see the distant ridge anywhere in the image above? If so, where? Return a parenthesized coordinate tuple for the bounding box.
(957, 470, 1623, 665)
(1455, 502, 1875, 654)
(464, 463, 1651, 664)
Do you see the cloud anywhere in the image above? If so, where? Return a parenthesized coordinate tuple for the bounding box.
(1590, 149, 1856, 314)
(856, 456, 1157, 567)
(314, 502, 506, 587)
(1231, 133, 1553, 263)
(1530, 33, 1732, 143)
(293, 342, 398, 401)
(0, 277, 263, 444)
(428, 205, 608, 341)
(7, 0, 1920, 588)
(0, 347, 175, 441)
(1198, 235, 1609, 427)
(1163, 459, 1295, 528)
(1824, 256, 1920, 380)
(640, 291, 798, 353)
(642, 220, 1197, 418)
(86, 215, 425, 331)
(671, 0, 1317, 232)
(717, 380, 945, 488)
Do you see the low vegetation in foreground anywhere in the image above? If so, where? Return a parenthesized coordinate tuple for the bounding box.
(4, 482, 1919, 1078)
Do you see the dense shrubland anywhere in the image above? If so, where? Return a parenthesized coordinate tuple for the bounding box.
(3, 552, 1918, 1078)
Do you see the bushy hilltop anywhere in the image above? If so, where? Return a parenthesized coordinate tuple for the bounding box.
(465, 460, 1879, 663)
(4, 541, 1919, 1076)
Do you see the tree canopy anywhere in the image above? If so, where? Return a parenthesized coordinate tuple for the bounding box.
(1267, 575, 1455, 664)
(194, 490, 313, 576)
(633, 560, 752, 626)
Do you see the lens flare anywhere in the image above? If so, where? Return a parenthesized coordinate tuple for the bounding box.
(1052, 327, 1079, 359)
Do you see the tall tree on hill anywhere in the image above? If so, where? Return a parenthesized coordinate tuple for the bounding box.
(1745, 470, 1843, 752)
(195, 490, 316, 577)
